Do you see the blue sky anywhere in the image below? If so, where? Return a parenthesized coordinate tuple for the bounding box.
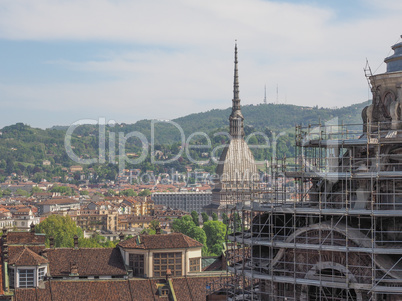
(0, 0, 401, 129)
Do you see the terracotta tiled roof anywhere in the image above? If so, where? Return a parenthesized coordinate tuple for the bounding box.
(32, 192, 52, 196)
(15, 280, 132, 301)
(118, 233, 203, 250)
(8, 232, 46, 245)
(15, 208, 31, 213)
(9, 245, 46, 258)
(13, 277, 223, 301)
(46, 248, 127, 277)
(14, 288, 40, 301)
(170, 278, 192, 300)
(9, 246, 49, 266)
(39, 198, 78, 205)
(13, 279, 152, 301)
(179, 276, 227, 300)
(129, 279, 156, 301)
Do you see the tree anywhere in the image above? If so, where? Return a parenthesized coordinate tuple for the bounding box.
(222, 213, 229, 226)
(15, 189, 30, 197)
(50, 185, 73, 196)
(203, 220, 226, 256)
(108, 169, 118, 181)
(31, 186, 42, 194)
(149, 220, 160, 232)
(105, 189, 116, 196)
(2, 189, 11, 196)
(36, 215, 83, 248)
(80, 190, 89, 196)
(172, 216, 208, 254)
(172, 216, 195, 235)
(6, 158, 14, 175)
(191, 211, 199, 226)
(211, 212, 218, 221)
(120, 189, 137, 197)
(201, 212, 209, 224)
(188, 224, 208, 255)
(233, 212, 242, 233)
(139, 189, 151, 196)
(141, 228, 155, 235)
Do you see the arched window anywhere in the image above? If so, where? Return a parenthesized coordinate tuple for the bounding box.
(308, 269, 358, 301)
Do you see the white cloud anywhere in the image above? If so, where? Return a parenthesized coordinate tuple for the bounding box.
(0, 0, 402, 128)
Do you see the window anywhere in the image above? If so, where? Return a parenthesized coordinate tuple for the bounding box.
(9, 268, 15, 288)
(19, 269, 34, 288)
(153, 252, 182, 277)
(189, 258, 200, 272)
(129, 254, 144, 276)
(161, 288, 169, 297)
(38, 267, 46, 282)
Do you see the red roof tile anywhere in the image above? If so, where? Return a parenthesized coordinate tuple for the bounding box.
(9, 246, 49, 266)
(118, 233, 203, 250)
(5, 269, 226, 300)
(8, 232, 46, 245)
(46, 248, 126, 277)
(39, 198, 78, 205)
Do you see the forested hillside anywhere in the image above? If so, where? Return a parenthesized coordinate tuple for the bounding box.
(0, 101, 370, 182)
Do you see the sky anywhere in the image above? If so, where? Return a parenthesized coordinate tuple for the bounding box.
(0, 0, 401, 129)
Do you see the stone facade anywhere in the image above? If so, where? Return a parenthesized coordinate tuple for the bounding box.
(204, 44, 259, 216)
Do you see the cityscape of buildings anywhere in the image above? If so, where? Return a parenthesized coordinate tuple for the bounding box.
(0, 30, 402, 300)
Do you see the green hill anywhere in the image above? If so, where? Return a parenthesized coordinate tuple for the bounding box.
(84, 101, 368, 145)
(0, 101, 370, 182)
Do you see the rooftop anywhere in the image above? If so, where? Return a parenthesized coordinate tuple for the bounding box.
(46, 248, 126, 277)
(118, 233, 203, 250)
(9, 246, 48, 266)
(39, 198, 79, 205)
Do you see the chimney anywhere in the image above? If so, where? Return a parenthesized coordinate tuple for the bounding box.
(119, 232, 125, 242)
(2, 228, 8, 244)
(30, 222, 35, 233)
(49, 236, 55, 248)
(155, 225, 161, 235)
(2, 230, 8, 263)
(165, 269, 172, 281)
(70, 262, 79, 276)
(41, 249, 48, 258)
(73, 235, 78, 249)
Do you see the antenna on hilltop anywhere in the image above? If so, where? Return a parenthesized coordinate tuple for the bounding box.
(264, 85, 267, 104)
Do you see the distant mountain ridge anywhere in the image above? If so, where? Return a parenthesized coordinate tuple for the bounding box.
(173, 101, 369, 134)
(0, 101, 371, 181)
(49, 100, 370, 144)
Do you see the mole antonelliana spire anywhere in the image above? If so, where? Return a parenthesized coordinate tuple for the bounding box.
(229, 42, 245, 138)
(203, 42, 259, 216)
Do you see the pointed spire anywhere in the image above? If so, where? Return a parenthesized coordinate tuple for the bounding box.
(230, 41, 244, 138)
(233, 41, 240, 108)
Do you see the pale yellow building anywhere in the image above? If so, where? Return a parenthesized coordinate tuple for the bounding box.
(118, 232, 202, 278)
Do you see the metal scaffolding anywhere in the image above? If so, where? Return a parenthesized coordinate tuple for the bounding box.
(205, 36, 402, 301)
(207, 119, 402, 300)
